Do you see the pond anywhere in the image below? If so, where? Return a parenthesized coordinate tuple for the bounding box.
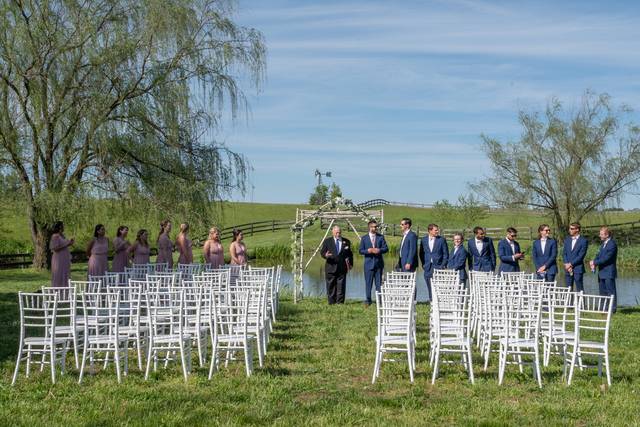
(256, 255, 640, 307)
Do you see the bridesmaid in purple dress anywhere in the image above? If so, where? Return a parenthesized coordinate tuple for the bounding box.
(130, 229, 151, 264)
(111, 225, 131, 272)
(87, 224, 109, 277)
(156, 220, 174, 269)
(229, 229, 247, 266)
(50, 221, 74, 287)
(204, 227, 225, 268)
(176, 223, 193, 264)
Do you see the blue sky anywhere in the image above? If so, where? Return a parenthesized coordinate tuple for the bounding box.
(220, 0, 640, 207)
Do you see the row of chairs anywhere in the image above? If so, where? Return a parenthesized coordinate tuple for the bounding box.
(11, 266, 283, 385)
(372, 270, 614, 387)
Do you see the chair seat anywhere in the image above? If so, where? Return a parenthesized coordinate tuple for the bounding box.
(152, 334, 192, 344)
(24, 337, 67, 346)
(566, 339, 607, 349)
(499, 337, 537, 348)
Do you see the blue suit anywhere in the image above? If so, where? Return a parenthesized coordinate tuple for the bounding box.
(532, 238, 558, 282)
(398, 230, 418, 272)
(467, 237, 496, 272)
(359, 233, 389, 304)
(447, 245, 468, 284)
(419, 235, 449, 301)
(593, 238, 618, 312)
(498, 238, 521, 273)
(562, 235, 588, 291)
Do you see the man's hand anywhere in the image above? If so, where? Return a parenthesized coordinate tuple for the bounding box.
(537, 265, 546, 273)
(564, 262, 572, 272)
(404, 263, 411, 271)
(325, 251, 332, 257)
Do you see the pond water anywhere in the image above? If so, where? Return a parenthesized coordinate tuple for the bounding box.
(257, 255, 640, 307)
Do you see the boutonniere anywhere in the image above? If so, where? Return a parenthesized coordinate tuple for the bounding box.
(344, 246, 349, 250)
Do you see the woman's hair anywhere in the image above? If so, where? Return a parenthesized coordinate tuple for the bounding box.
(232, 228, 243, 241)
(136, 229, 148, 245)
(93, 224, 104, 238)
(158, 219, 170, 241)
(209, 227, 220, 240)
(180, 223, 189, 233)
(116, 225, 128, 237)
(51, 221, 64, 234)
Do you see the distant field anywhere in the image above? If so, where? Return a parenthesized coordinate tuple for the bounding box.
(1, 200, 638, 255)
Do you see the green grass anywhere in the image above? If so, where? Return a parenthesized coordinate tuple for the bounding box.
(1, 267, 640, 425)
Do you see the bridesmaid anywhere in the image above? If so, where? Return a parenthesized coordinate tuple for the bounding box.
(111, 225, 131, 272)
(130, 229, 151, 264)
(156, 219, 174, 269)
(229, 229, 247, 266)
(203, 227, 224, 268)
(87, 224, 109, 277)
(50, 221, 74, 287)
(176, 223, 193, 264)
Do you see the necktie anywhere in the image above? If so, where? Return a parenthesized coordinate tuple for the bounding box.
(336, 239, 340, 253)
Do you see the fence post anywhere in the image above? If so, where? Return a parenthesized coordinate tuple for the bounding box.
(251, 223, 254, 236)
(272, 220, 275, 232)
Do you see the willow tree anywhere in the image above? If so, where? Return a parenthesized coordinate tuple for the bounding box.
(0, 0, 265, 267)
(473, 92, 640, 236)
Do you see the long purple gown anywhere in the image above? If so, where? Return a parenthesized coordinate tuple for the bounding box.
(50, 233, 71, 287)
(156, 234, 174, 269)
(231, 242, 247, 265)
(88, 237, 109, 277)
(111, 236, 130, 272)
(204, 240, 224, 268)
(132, 243, 151, 264)
(178, 235, 193, 264)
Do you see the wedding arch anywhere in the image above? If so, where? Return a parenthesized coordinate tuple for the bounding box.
(290, 197, 385, 303)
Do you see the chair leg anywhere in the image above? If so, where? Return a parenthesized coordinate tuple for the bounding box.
(567, 346, 578, 385)
(11, 345, 23, 386)
(431, 347, 440, 385)
(407, 346, 414, 383)
(114, 346, 122, 384)
(467, 345, 475, 385)
(372, 346, 381, 384)
(144, 344, 153, 380)
(179, 342, 189, 382)
(244, 342, 253, 377)
(78, 347, 88, 384)
(498, 346, 506, 385)
(50, 345, 56, 384)
(604, 352, 612, 387)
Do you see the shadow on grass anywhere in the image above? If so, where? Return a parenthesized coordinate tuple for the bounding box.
(0, 292, 19, 362)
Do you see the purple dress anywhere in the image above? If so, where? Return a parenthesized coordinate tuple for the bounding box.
(156, 234, 174, 269)
(231, 242, 247, 265)
(50, 234, 71, 287)
(111, 237, 130, 272)
(178, 235, 193, 264)
(88, 237, 109, 277)
(132, 243, 151, 264)
(205, 241, 224, 268)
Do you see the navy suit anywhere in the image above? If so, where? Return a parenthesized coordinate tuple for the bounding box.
(419, 235, 449, 301)
(532, 238, 558, 282)
(398, 230, 418, 272)
(562, 235, 588, 292)
(447, 245, 468, 284)
(593, 238, 618, 312)
(498, 238, 521, 273)
(359, 233, 389, 304)
(467, 237, 496, 272)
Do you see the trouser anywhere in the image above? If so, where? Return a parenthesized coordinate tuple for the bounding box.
(598, 278, 617, 312)
(364, 268, 383, 304)
(326, 271, 347, 304)
(424, 274, 433, 302)
(565, 272, 584, 292)
(536, 272, 556, 283)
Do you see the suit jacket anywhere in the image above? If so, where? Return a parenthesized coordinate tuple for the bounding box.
(321, 237, 354, 275)
(447, 245, 468, 281)
(467, 237, 496, 272)
(562, 235, 588, 274)
(594, 238, 617, 279)
(359, 233, 389, 271)
(532, 238, 558, 275)
(419, 235, 449, 277)
(498, 238, 521, 272)
(398, 230, 418, 272)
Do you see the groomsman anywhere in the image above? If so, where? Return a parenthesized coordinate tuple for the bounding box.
(320, 225, 354, 305)
(447, 233, 468, 286)
(397, 218, 418, 272)
(419, 223, 449, 301)
(590, 226, 618, 312)
(467, 226, 496, 272)
(532, 224, 558, 282)
(359, 220, 389, 306)
(498, 227, 525, 273)
(563, 222, 588, 292)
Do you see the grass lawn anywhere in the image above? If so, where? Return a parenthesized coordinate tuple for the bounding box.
(1, 268, 640, 425)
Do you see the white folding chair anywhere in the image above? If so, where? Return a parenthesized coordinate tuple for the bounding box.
(12, 292, 67, 385)
(41, 286, 82, 369)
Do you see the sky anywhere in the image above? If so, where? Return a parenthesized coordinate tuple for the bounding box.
(219, 0, 640, 207)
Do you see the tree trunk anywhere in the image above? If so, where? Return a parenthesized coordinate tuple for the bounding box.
(28, 209, 51, 270)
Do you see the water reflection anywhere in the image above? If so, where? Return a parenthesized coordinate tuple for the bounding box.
(257, 255, 640, 307)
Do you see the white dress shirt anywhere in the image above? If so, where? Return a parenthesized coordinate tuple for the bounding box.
(475, 239, 483, 253)
(540, 238, 547, 254)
